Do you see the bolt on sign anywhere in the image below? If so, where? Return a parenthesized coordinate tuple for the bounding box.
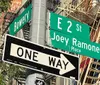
(9, 4, 32, 35)
(50, 29, 100, 60)
(50, 12, 90, 40)
(3, 34, 79, 80)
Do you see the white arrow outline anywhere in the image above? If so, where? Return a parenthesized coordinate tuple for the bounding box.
(10, 43, 76, 75)
(59, 54, 75, 75)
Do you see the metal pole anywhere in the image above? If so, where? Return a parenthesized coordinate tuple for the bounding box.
(30, 0, 47, 45)
(26, 0, 47, 85)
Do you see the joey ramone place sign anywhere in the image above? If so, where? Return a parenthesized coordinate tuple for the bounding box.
(50, 30, 100, 60)
(3, 34, 79, 80)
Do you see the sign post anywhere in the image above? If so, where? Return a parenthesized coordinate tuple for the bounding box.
(3, 34, 79, 80)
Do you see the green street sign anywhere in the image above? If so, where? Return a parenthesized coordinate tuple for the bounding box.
(50, 30, 100, 60)
(9, 4, 32, 35)
(50, 12, 90, 40)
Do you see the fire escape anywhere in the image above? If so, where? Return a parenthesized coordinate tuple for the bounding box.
(47, 0, 100, 85)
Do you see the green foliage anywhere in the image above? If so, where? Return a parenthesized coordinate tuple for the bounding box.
(0, 74, 6, 85)
(0, 62, 26, 84)
(0, 0, 12, 13)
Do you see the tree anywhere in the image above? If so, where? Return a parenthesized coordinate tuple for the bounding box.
(0, 0, 12, 13)
(0, 73, 6, 85)
(0, 61, 26, 85)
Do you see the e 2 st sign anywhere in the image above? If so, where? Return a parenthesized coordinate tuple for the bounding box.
(3, 34, 79, 80)
(50, 12, 90, 40)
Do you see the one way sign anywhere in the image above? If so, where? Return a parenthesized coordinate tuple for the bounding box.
(3, 34, 79, 80)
